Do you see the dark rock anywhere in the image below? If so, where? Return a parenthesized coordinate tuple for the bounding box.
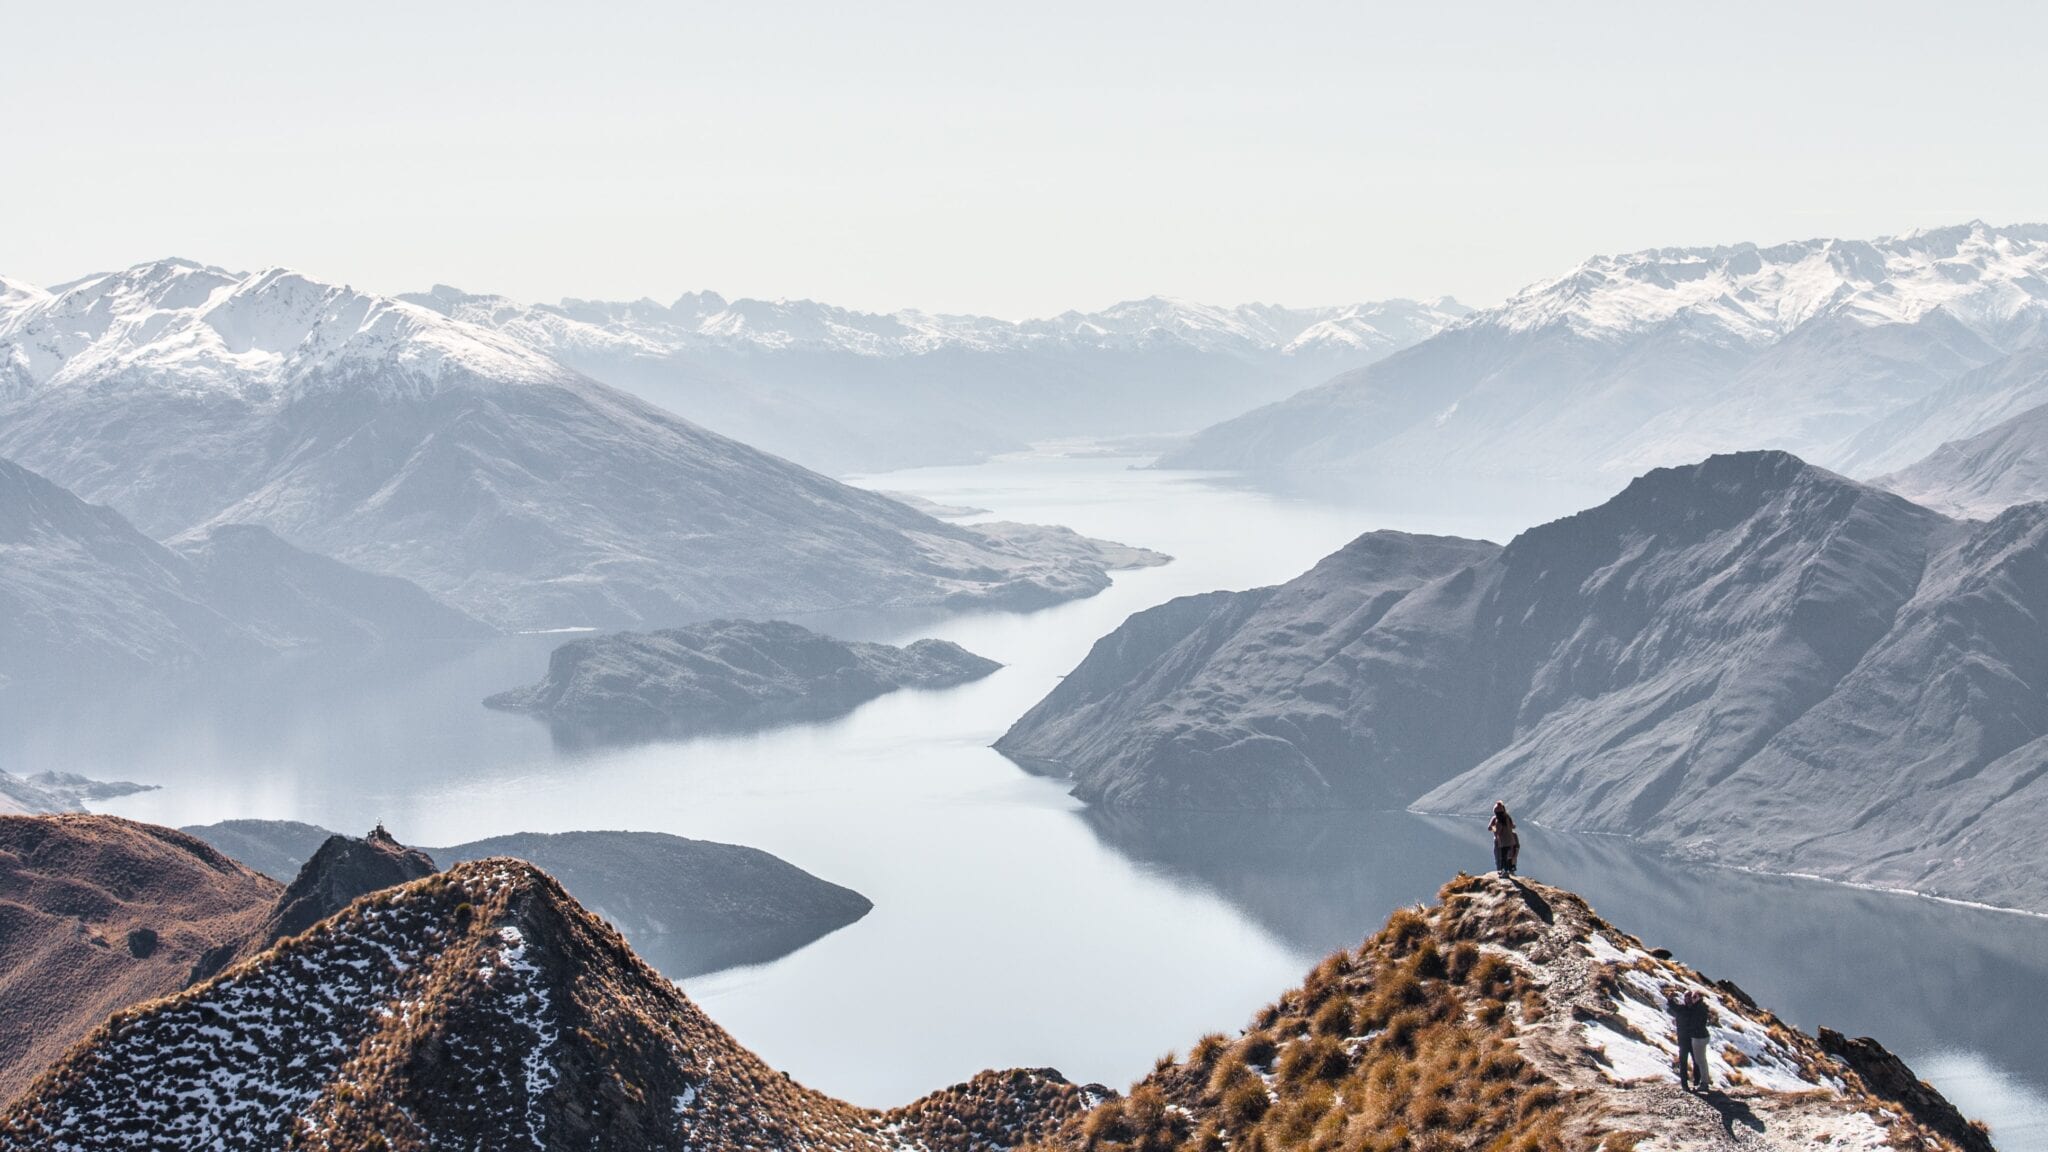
(262, 827, 436, 946)
(486, 618, 1002, 741)
(1818, 1027, 1995, 1152)
(124, 928, 157, 959)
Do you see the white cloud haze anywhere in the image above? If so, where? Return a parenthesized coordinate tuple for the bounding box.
(4, 0, 2043, 315)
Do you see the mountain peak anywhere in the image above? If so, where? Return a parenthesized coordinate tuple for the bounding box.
(0, 855, 1093, 1152)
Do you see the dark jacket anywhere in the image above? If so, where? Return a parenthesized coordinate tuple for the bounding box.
(1671, 998, 1710, 1040)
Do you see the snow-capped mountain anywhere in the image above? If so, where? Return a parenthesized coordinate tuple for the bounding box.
(403, 285, 1469, 473)
(0, 260, 1165, 630)
(1163, 222, 2048, 482)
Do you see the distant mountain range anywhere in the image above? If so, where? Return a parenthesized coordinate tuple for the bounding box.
(1164, 222, 2048, 488)
(404, 285, 1469, 472)
(0, 457, 487, 683)
(1002, 450, 2048, 913)
(0, 261, 1164, 632)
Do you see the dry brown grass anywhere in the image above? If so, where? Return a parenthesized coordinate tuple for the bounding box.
(1038, 878, 1576, 1152)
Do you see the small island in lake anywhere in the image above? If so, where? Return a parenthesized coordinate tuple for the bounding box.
(485, 617, 1001, 740)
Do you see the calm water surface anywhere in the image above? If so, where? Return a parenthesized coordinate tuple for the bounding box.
(5, 454, 2042, 1147)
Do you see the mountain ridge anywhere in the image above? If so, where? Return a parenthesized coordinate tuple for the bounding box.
(0, 261, 1167, 630)
(1003, 450, 2048, 912)
(1163, 221, 2048, 483)
(0, 856, 1988, 1151)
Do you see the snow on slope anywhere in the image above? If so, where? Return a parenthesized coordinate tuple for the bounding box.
(1165, 221, 2048, 482)
(1490, 221, 2048, 344)
(403, 285, 1471, 473)
(4, 259, 570, 399)
(0, 260, 1168, 630)
(406, 284, 1470, 360)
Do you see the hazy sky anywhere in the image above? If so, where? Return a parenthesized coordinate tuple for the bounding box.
(5, 1, 2043, 317)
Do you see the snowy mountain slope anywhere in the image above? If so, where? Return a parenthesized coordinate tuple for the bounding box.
(405, 285, 1470, 473)
(0, 261, 1166, 629)
(1164, 222, 2048, 482)
(0, 457, 487, 681)
(0, 857, 1102, 1151)
(1006, 451, 2048, 912)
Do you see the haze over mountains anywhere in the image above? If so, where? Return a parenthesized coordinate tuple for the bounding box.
(0, 457, 486, 683)
(404, 286, 1470, 473)
(1165, 222, 2048, 488)
(0, 260, 1163, 631)
(1002, 451, 2048, 913)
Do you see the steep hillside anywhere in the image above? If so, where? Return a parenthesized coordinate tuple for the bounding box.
(0, 815, 279, 1103)
(1876, 396, 2048, 517)
(485, 618, 1002, 739)
(997, 532, 1502, 807)
(1164, 222, 2048, 484)
(0, 260, 1166, 629)
(1004, 451, 2048, 911)
(1027, 874, 1990, 1152)
(0, 457, 487, 682)
(0, 858, 1096, 1151)
(0, 456, 261, 678)
(1836, 344, 2048, 477)
(404, 285, 1469, 473)
(0, 864, 1986, 1151)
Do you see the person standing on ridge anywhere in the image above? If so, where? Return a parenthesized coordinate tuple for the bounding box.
(1671, 990, 1712, 1091)
(1489, 801, 1520, 877)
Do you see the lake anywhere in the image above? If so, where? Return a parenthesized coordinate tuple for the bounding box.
(5, 452, 2042, 1148)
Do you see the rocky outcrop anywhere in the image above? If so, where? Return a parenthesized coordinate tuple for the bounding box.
(1008, 451, 2048, 911)
(486, 619, 1002, 738)
(1818, 1028, 1995, 1152)
(0, 815, 279, 1103)
(260, 828, 437, 946)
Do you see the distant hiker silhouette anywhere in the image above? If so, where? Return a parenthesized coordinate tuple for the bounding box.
(1671, 989, 1712, 1090)
(1489, 802, 1520, 877)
